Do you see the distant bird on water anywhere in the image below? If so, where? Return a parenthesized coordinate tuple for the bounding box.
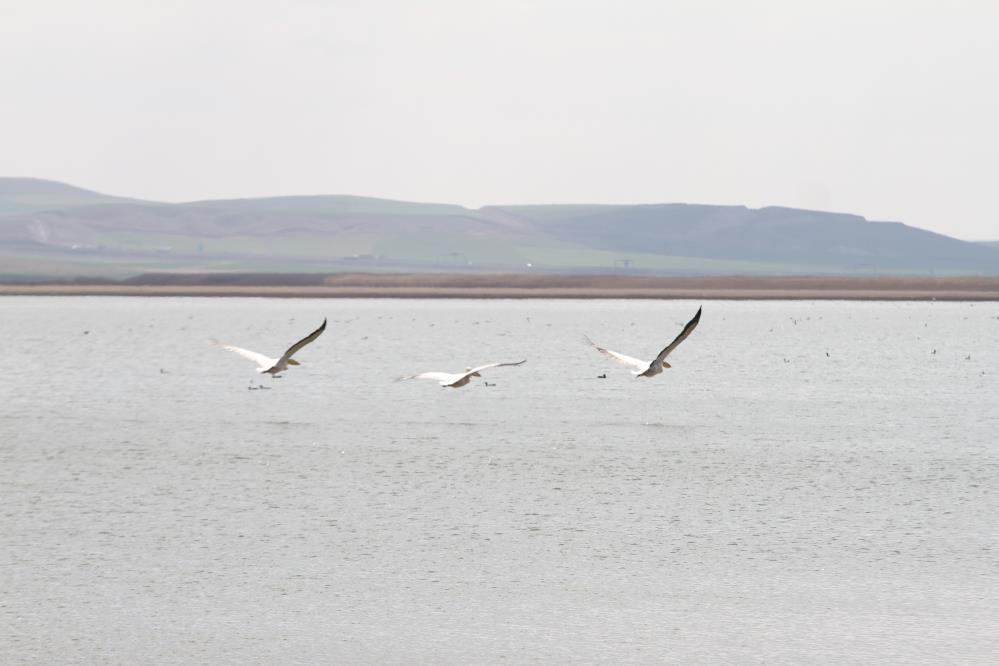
(396, 360, 526, 388)
(586, 306, 702, 378)
(217, 318, 326, 376)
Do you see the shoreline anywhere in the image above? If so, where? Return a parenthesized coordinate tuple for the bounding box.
(4, 275, 999, 300)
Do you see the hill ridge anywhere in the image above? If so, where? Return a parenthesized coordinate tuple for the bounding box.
(2, 177, 997, 279)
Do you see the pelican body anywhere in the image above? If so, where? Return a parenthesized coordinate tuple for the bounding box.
(219, 318, 327, 375)
(396, 360, 526, 388)
(587, 306, 701, 378)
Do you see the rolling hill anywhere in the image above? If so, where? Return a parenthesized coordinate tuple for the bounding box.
(1, 178, 997, 279)
(0, 178, 148, 215)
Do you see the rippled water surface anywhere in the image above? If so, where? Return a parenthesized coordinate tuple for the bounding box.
(2, 297, 998, 664)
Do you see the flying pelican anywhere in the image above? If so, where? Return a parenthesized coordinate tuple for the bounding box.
(586, 306, 701, 378)
(396, 360, 526, 388)
(218, 318, 327, 375)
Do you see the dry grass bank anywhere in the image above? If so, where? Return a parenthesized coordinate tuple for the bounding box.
(3, 274, 999, 300)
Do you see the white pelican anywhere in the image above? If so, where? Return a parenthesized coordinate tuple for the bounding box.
(218, 318, 326, 375)
(587, 306, 701, 378)
(396, 360, 526, 388)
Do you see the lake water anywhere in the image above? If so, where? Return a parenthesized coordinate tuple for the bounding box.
(2, 297, 998, 664)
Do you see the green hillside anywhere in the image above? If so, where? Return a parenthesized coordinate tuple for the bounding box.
(2, 178, 997, 279)
(0, 177, 148, 215)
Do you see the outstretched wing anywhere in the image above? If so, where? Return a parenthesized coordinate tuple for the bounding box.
(464, 359, 527, 376)
(653, 306, 702, 364)
(219, 344, 276, 370)
(396, 361, 524, 385)
(278, 318, 327, 364)
(395, 371, 459, 383)
(585, 336, 649, 371)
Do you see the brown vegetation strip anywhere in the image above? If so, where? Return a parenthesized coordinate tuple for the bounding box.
(4, 274, 999, 299)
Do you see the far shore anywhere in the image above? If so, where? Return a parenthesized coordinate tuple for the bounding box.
(4, 274, 999, 300)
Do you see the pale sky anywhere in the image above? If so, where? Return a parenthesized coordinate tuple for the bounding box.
(2, 0, 997, 239)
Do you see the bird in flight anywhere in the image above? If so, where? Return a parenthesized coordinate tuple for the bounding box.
(396, 360, 526, 388)
(218, 318, 327, 376)
(586, 306, 701, 378)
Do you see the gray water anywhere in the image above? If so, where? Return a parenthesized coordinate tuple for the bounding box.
(2, 297, 998, 664)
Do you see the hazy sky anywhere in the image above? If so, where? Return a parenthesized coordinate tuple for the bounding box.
(2, 1, 997, 239)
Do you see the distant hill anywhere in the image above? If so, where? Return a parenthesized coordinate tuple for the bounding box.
(0, 177, 148, 215)
(483, 204, 999, 272)
(2, 177, 997, 279)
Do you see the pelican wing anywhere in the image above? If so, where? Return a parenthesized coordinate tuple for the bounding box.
(653, 307, 702, 364)
(464, 360, 527, 376)
(585, 336, 649, 371)
(219, 344, 276, 369)
(278, 318, 327, 364)
(395, 371, 459, 383)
